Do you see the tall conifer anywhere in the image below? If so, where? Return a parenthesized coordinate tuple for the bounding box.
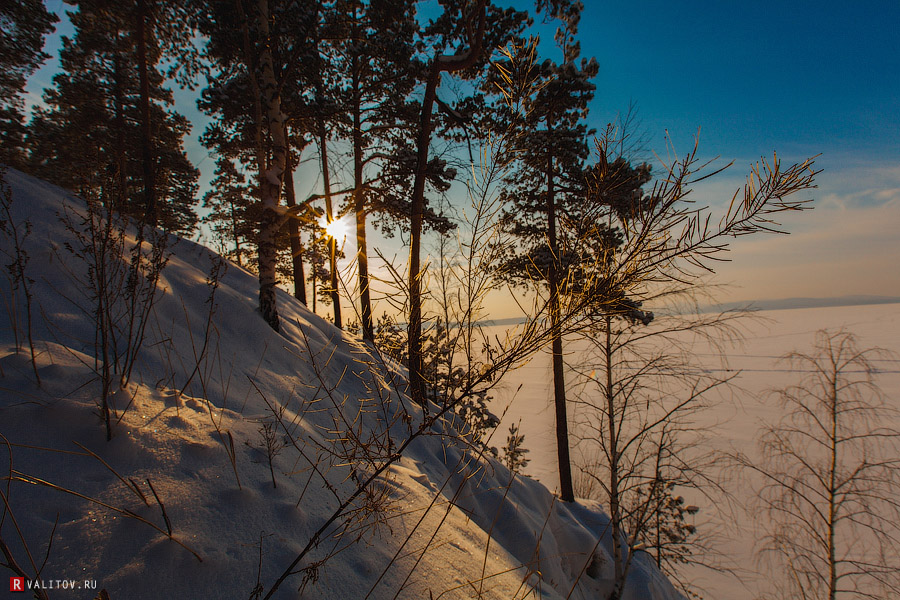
(499, 2, 597, 502)
(27, 0, 198, 233)
(406, 0, 529, 402)
(0, 0, 57, 168)
(198, 0, 318, 330)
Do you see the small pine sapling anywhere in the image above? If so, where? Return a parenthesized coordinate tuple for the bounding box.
(373, 312, 407, 365)
(256, 420, 284, 489)
(637, 480, 700, 574)
(502, 422, 530, 474)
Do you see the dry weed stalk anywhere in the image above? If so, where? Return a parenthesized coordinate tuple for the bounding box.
(0, 168, 40, 384)
(153, 252, 244, 489)
(7, 469, 201, 562)
(178, 255, 227, 401)
(0, 434, 52, 600)
(55, 198, 171, 440)
(2, 433, 200, 563)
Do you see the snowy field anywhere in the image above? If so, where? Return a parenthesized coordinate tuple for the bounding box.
(487, 302, 900, 599)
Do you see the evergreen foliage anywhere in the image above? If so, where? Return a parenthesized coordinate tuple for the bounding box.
(26, 0, 198, 234)
(197, 0, 322, 329)
(497, 1, 597, 502)
(202, 158, 256, 267)
(337, 0, 432, 340)
(406, 0, 529, 405)
(639, 483, 699, 574)
(502, 422, 530, 474)
(372, 312, 501, 452)
(0, 0, 57, 167)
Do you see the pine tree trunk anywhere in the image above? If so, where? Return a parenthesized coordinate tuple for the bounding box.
(606, 315, 625, 597)
(283, 140, 306, 305)
(311, 8, 340, 329)
(352, 51, 374, 342)
(135, 0, 156, 227)
(547, 142, 574, 503)
(408, 1, 486, 405)
(230, 198, 242, 267)
(318, 122, 341, 328)
(234, 0, 265, 278)
(254, 0, 287, 332)
(408, 63, 440, 404)
(112, 50, 128, 214)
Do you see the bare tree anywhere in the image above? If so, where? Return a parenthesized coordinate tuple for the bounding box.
(557, 116, 817, 597)
(734, 330, 900, 600)
(573, 302, 743, 600)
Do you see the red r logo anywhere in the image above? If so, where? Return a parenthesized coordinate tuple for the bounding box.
(10, 577, 25, 592)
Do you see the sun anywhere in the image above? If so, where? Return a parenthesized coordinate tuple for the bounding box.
(323, 216, 348, 241)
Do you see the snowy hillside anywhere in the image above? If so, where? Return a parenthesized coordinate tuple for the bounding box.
(0, 167, 682, 599)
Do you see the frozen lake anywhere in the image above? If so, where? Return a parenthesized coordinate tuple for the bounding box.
(485, 301, 900, 599)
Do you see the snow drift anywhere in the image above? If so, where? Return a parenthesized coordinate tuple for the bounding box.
(0, 167, 681, 599)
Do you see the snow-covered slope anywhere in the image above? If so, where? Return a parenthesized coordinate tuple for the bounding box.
(0, 167, 682, 599)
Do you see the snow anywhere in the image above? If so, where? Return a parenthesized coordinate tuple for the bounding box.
(487, 299, 900, 599)
(0, 166, 683, 600)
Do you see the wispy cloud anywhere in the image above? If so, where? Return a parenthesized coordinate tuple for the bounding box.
(702, 162, 900, 302)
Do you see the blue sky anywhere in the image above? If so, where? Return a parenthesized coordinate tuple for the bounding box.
(578, 1, 900, 160)
(24, 0, 900, 305)
(568, 0, 900, 302)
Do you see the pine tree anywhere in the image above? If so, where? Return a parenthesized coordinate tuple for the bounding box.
(639, 482, 699, 577)
(310, 2, 343, 327)
(281, 136, 308, 304)
(502, 423, 530, 474)
(406, 0, 529, 404)
(27, 0, 198, 233)
(304, 0, 458, 337)
(333, 0, 423, 341)
(198, 25, 264, 270)
(202, 158, 256, 267)
(498, 2, 597, 502)
(0, 0, 57, 168)
(198, 0, 319, 331)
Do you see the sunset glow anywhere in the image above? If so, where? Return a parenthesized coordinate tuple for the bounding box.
(323, 216, 348, 241)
